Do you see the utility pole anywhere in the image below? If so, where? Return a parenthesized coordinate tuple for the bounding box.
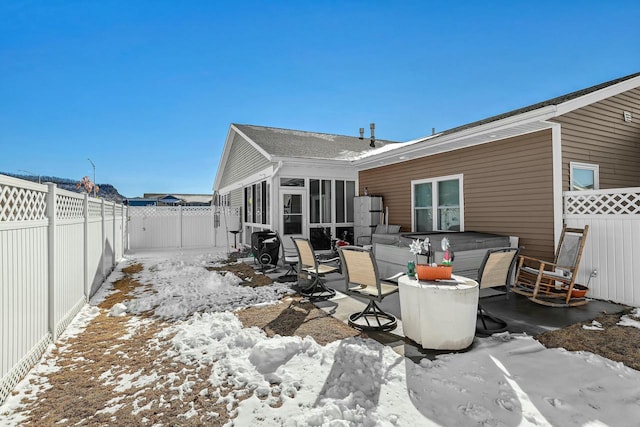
(18, 169, 41, 184)
(87, 158, 96, 197)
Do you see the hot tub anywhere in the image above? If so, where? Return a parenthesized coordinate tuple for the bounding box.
(373, 231, 514, 280)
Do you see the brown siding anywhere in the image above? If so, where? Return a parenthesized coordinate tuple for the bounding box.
(553, 87, 640, 190)
(359, 130, 555, 259)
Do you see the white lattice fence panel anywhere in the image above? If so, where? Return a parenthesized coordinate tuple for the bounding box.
(88, 200, 102, 218)
(0, 184, 47, 221)
(104, 201, 115, 218)
(0, 334, 51, 405)
(565, 189, 640, 215)
(182, 206, 214, 216)
(56, 192, 84, 220)
(128, 206, 180, 217)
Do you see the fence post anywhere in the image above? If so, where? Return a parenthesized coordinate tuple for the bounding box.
(112, 202, 117, 267)
(124, 206, 128, 252)
(83, 194, 89, 301)
(211, 203, 218, 247)
(121, 204, 126, 253)
(101, 198, 106, 280)
(178, 205, 183, 248)
(46, 183, 58, 340)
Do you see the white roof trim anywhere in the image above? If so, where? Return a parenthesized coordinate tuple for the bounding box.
(213, 125, 273, 192)
(216, 165, 275, 195)
(270, 156, 352, 166)
(213, 126, 236, 191)
(556, 74, 640, 116)
(231, 124, 273, 160)
(355, 74, 640, 170)
(355, 105, 557, 170)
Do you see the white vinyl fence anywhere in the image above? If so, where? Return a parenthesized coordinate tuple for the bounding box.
(564, 187, 640, 307)
(127, 205, 240, 250)
(0, 174, 128, 404)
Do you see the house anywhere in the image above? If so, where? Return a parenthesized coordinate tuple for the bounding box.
(144, 193, 213, 206)
(212, 123, 402, 250)
(124, 197, 158, 206)
(353, 72, 640, 261)
(125, 194, 213, 206)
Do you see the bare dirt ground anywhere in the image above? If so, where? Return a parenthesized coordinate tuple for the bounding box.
(537, 308, 640, 371)
(5, 260, 637, 425)
(6, 261, 361, 426)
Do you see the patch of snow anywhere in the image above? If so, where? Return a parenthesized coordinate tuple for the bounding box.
(4, 247, 640, 427)
(583, 320, 604, 331)
(109, 302, 128, 317)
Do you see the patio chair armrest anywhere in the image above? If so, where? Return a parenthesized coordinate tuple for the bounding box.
(318, 256, 340, 264)
(518, 255, 554, 270)
(382, 272, 405, 285)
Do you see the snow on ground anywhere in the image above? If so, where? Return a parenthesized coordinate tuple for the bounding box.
(91, 248, 295, 320)
(618, 308, 640, 329)
(3, 247, 640, 426)
(0, 304, 102, 425)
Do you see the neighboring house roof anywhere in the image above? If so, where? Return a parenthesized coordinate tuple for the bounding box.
(125, 197, 157, 202)
(355, 71, 640, 168)
(143, 193, 212, 204)
(233, 124, 402, 161)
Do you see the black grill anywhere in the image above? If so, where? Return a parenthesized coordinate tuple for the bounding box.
(251, 231, 280, 267)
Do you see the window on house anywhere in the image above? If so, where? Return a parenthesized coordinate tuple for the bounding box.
(244, 187, 252, 223)
(412, 175, 463, 232)
(255, 182, 262, 223)
(280, 178, 305, 187)
(264, 182, 270, 224)
(335, 180, 356, 223)
(283, 193, 302, 235)
(310, 179, 332, 224)
(570, 162, 599, 191)
(322, 180, 331, 223)
(244, 180, 270, 224)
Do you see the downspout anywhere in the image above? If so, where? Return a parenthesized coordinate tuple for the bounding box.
(547, 121, 564, 250)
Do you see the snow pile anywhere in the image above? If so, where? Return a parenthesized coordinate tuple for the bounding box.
(582, 320, 604, 331)
(4, 248, 640, 426)
(618, 308, 640, 329)
(108, 302, 128, 317)
(164, 310, 640, 426)
(99, 251, 295, 320)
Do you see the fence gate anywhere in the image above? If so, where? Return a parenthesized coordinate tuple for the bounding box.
(127, 206, 241, 250)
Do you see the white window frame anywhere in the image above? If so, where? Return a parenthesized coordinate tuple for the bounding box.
(334, 180, 356, 225)
(244, 179, 270, 226)
(570, 162, 599, 191)
(411, 174, 464, 232)
(309, 178, 333, 224)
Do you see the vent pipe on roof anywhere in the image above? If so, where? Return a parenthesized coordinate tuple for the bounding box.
(432, 127, 435, 135)
(370, 123, 376, 148)
(359, 127, 364, 139)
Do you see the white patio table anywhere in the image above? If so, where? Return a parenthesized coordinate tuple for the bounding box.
(398, 274, 479, 350)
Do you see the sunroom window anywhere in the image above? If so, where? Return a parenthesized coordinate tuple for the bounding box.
(335, 180, 355, 223)
(412, 175, 463, 232)
(244, 180, 269, 224)
(570, 162, 599, 191)
(310, 179, 332, 224)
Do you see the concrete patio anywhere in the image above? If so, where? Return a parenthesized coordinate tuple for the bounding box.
(261, 264, 626, 363)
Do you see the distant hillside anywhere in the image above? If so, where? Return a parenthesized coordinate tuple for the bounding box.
(2, 172, 125, 203)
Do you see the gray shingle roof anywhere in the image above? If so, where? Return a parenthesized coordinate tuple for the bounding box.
(233, 124, 402, 160)
(434, 71, 640, 138)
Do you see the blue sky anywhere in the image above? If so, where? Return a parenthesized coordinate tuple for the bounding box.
(1, 1, 639, 197)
